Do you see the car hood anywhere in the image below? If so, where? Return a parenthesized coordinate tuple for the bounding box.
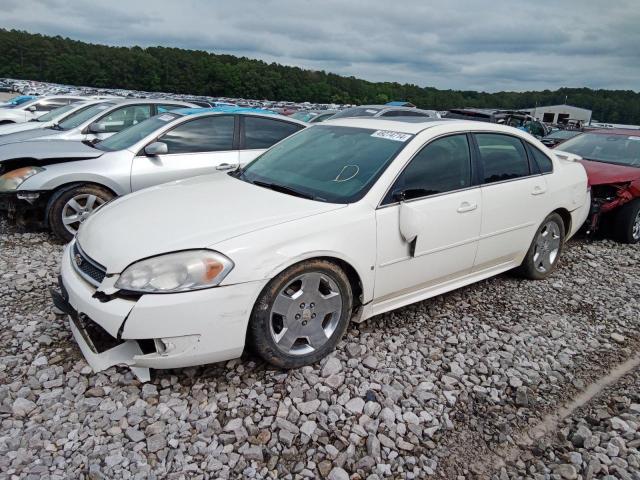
(579, 159, 640, 186)
(0, 121, 45, 136)
(0, 139, 103, 163)
(77, 173, 346, 273)
(0, 127, 60, 146)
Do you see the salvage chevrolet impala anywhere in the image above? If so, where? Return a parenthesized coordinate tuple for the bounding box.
(52, 118, 590, 380)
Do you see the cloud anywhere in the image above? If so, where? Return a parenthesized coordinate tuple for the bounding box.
(0, 0, 638, 92)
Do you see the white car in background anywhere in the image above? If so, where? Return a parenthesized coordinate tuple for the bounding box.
(0, 100, 108, 136)
(53, 118, 589, 381)
(0, 99, 197, 146)
(0, 95, 87, 124)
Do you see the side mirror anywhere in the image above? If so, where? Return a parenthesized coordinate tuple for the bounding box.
(88, 122, 106, 134)
(144, 142, 168, 156)
(392, 189, 406, 203)
(398, 201, 420, 253)
(27, 105, 37, 112)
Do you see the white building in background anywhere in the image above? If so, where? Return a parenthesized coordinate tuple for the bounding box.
(525, 104, 592, 125)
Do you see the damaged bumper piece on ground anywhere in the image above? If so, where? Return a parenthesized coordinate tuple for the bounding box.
(51, 242, 266, 381)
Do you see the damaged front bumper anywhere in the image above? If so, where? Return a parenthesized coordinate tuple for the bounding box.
(52, 242, 267, 381)
(0, 190, 49, 227)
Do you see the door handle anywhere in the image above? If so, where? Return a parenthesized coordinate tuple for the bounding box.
(215, 163, 235, 171)
(457, 201, 478, 213)
(531, 185, 547, 195)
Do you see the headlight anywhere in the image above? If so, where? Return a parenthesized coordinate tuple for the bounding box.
(114, 250, 234, 293)
(0, 166, 44, 191)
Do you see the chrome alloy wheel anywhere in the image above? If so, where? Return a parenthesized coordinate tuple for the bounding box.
(61, 194, 105, 235)
(632, 210, 640, 241)
(533, 220, 561, 273)
(269, 272, 343, 356)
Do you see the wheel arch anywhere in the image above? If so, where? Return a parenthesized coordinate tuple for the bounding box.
(44, 181, 118, 224)
(551, 207, 572, 239)
(265, 253, 366, 312)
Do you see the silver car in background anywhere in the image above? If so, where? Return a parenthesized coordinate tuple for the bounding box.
(0, 95, 90, 124)
(0, 99, 197, 146)
(0, 108, 306, 240)
(0, 100, 111, 136)
(330, 104, 440, 119)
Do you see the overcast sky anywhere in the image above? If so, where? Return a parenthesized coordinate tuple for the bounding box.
(1, 0, 639, 92)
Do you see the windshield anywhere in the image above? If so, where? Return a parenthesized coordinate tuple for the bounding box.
(330, 107, 381, 119)
(546, 130, 580, 140)
(96, 113, 180, 151)
(57, 102, 115, 130)
(559, 133, 640, 167)
(239, 125, 412, 203)
(36, 103, 79, 122)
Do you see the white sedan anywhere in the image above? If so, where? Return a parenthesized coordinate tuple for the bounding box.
(53, 118, 590, 381)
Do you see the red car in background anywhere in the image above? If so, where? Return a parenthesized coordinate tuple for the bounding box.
(555, 129, 640, 243)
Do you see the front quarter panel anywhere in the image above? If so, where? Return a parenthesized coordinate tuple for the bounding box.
(18, 151, 134, 195)
(213, 203, 377, 303)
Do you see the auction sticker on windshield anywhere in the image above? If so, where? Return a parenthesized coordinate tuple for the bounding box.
(371, 130, 412, 142)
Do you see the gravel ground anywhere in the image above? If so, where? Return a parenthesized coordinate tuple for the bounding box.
(497, 366, 640, 480)
(1, 219, 639, 479)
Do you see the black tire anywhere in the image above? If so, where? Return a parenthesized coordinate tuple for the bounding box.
(612, 199, 640, 244)
(48, 184, 114, 242)
(247, 259, 353, 369)
(517, 212, 566, 280)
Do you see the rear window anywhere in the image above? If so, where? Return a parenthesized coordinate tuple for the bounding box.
(330, 107, 381, 119)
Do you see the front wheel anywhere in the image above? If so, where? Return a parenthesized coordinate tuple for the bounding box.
(613, 199, 640, 244)
(247, 259, 353, 369)
(517, 213, 565, 280)
(48, 184, 114, 242)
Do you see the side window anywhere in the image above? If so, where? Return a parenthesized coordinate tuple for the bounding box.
(33, 101, 64, 112)
(384, 134, 472, 203)
(528, 144, 554, 173)
(95, 105, 152, 133)
(243, 117, 302, 149)
(475, 134, 530, 184)
(159, 115, 234, 154)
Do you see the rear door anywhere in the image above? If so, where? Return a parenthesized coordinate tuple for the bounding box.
(472, 133, 552, 271)
(238, 116, 304, 165)
(131, 114, 238, 191)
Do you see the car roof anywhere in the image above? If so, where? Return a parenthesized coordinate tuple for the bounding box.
(171, 107, 308, 125)
(322, 117, 533, 135)
(587, 128, 640, 136)
(174, 106, 277, 116)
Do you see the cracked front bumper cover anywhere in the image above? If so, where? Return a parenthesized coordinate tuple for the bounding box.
(51, 285, 150, 382)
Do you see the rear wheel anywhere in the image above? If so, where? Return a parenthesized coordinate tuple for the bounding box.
(248, 259, 352, 369)
(613, 199, 640, 244)
(48, 184, 114, 242)
(517, 213, 565, 280)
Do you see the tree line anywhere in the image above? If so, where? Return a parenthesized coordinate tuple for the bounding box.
(1, 28, 639, 124)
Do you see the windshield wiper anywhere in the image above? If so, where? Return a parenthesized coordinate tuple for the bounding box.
(49, 123, 63, 131)
(251, 180, 316, 200)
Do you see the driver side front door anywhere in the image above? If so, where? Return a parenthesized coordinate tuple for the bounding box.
(373, 134, 482, 313)
(131, 114, 239, 191)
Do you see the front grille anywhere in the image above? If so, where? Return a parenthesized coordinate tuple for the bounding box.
(71, 242, 107, 287)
